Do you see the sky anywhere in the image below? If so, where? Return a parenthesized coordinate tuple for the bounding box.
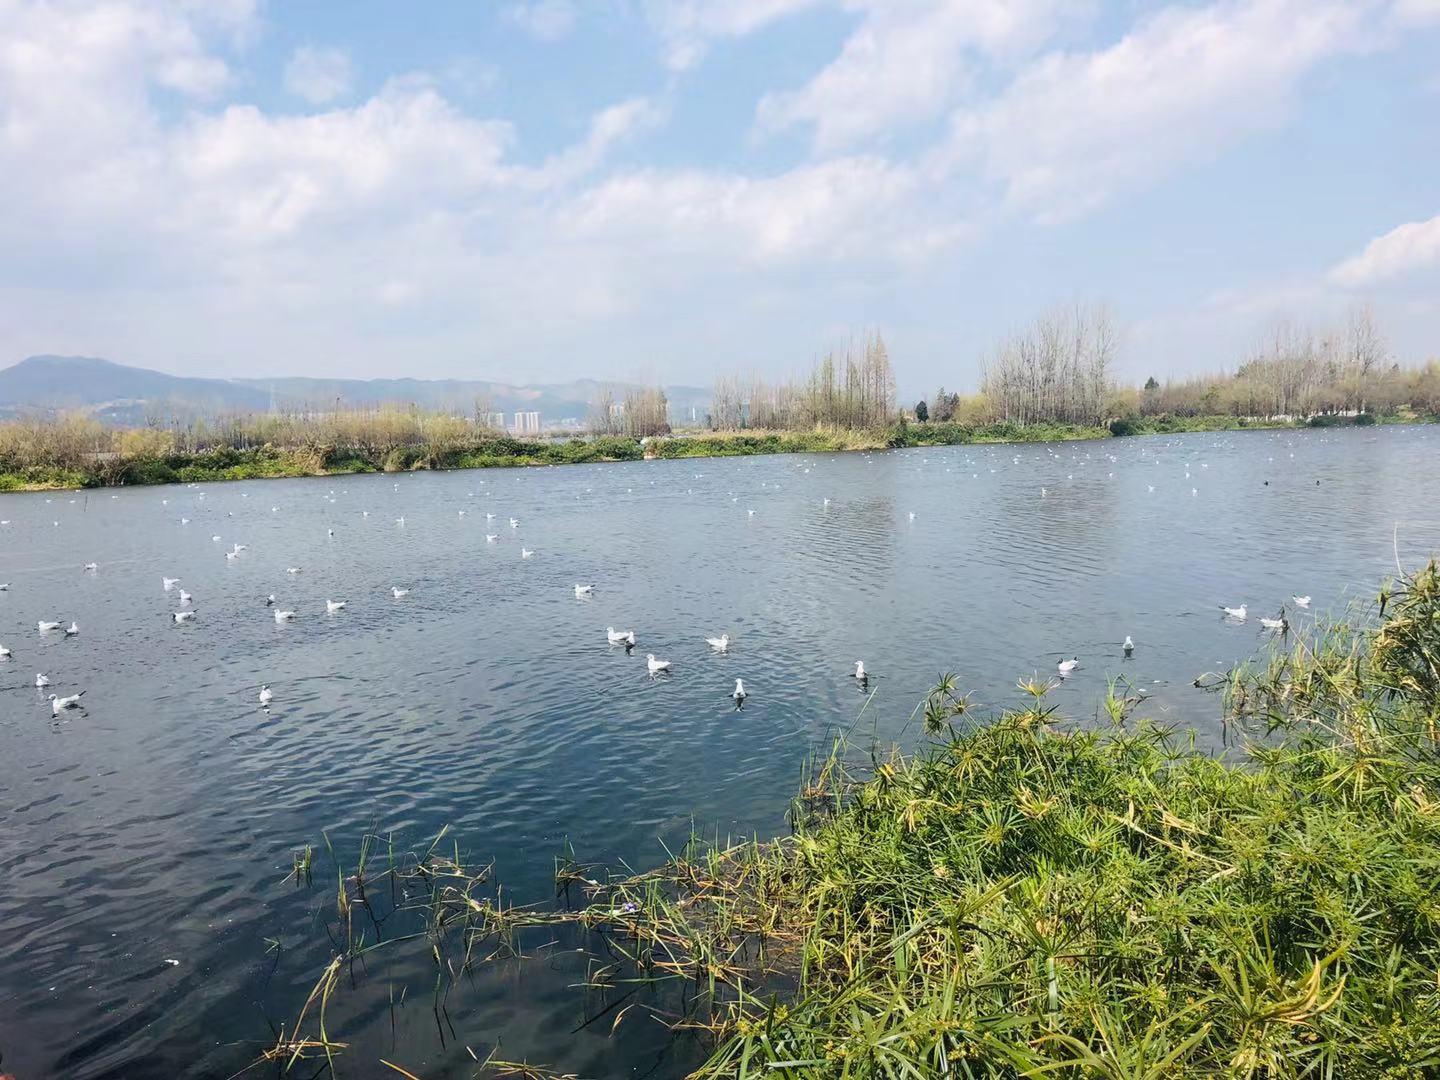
(0, 0, 1437, 397)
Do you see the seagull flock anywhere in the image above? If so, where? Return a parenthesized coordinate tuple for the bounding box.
(0, 431, 1336, 719)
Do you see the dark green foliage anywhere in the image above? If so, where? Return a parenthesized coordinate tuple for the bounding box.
(600, 566, 1440, 1078)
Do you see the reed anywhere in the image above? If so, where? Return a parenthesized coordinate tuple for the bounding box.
(253, 565, 1440, 1077)
(563, 563, 1440, 1076)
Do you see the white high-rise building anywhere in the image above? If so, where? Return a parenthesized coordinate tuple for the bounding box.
(512, 411, 541, 434)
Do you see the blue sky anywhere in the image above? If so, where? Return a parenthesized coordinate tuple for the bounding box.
(0, 0, 1436, 397)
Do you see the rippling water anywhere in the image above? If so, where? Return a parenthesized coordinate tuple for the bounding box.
(2, 426, 1438, 1078)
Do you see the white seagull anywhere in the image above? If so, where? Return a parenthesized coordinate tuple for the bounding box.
(50, 691, 85, 714)
(226, 550, 239, 561)
(1123, 635, 1134, 656)
(391, 586, 410, 598)
(1057, 657, 1079, 675)
(646, 653, 671, 675)
(706, 634, 729, 652)
(0, 644, 9, 658)
(326, 599, 347, 613)
(520, 548, 534, 559)
(172, 611, 196, 623)
(36, 672, 49, 687)
(607, 627, 635, 646)
(852, 660, 867, 681)
(1292, 595, 1311, 608)
(274, 609, 296, 622)
(179, 590, 192, 604)
(163, 576, 180, 590)
(1220, 604, 1248, 620)
(509, 518, 520, 528)
(732, 678, 747, 704)
(38, 620, 61, 633)
(83, 562, 98, 572)
(574, 584, 594, 597)
(63, 622, 78, 637)
(286, 567, 302, 574)
(1260, 614, 1288, 631)
(259, 685, 273, 706)
(486, 534, 498, 543)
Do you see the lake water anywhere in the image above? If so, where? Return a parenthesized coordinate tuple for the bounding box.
(2, 425, 1438, 1079)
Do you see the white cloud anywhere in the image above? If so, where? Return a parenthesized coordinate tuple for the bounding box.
(646, 0, 823, 70)
(283, 45, 353, 105)
(757, 0, 1075, 152)
(1330, 215, 1440, 287)
(944, 0, 1379, 222)
(563, 156, 964, 263)
(502, 0, 579, 41)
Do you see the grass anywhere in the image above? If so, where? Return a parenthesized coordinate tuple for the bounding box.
(570, 564, 1440, 1077)
(259, 563, 1440, 1078)
(1, 414, 1431, 491)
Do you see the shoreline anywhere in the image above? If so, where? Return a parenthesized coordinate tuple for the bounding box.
(0, 414, 1422, 493)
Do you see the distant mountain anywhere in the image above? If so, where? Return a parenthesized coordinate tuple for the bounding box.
(0, 356, 710, 428)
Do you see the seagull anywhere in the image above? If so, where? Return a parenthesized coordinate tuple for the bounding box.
(212, 535, 222, 542)
(852, 660, 867, 682)
(1220, 604, 1247, 620)
(607, 627, 635, 646)
(1058, 657, 1079, 675)
(226, 550, 239, 561)
(323, 599, 347, 614)
(0, 644, 9, 658)
(706, 634, 729, 652)
(521, 548, 534, 559)
(486, 534, 498, 543)
(172, 611, 196, 623)
(163, 576, 180, 590)
(1292, 595, 1311, 608)
(908, 511, 916, 521)
(232, 544, 247, 553)
(179, 590, 192, 604)
(38, 620, 61, 633)
(509, 518, 520, 528)
(83, 562, 98, 572)
(747, 508, 756, 517)
(259, 685, 273, 706)
(180, 517, 189, 525)
(1260, 612, 1288, 631)
(1123, 635, 1134, 657)
(732, 678, 747, 705)
(486, 512, 495, 520)
(274, 609, 296, 622)
(646, 653, 671, 675)
(327, 528, 334, 538)
(395, 516, 405, 526)
(286, 567, 302, 574)
(574, 584, 594, 597)
(391, 587, 410, 598)
(36, 672, 48, 687)
(265, 594, 276, 606)
(0, 582, 7, 589)
(50, 691, 85, 714)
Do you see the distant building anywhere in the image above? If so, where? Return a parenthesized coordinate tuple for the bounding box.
(485, 411, 506, 430)
(512, 411, 541, 434)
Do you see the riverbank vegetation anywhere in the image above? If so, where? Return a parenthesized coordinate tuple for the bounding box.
(923, 303, 1437, 433)
(574, 563, 1440, 1077)
(264, 564, 1440, 1077)
(1, 305, 1434, 490)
